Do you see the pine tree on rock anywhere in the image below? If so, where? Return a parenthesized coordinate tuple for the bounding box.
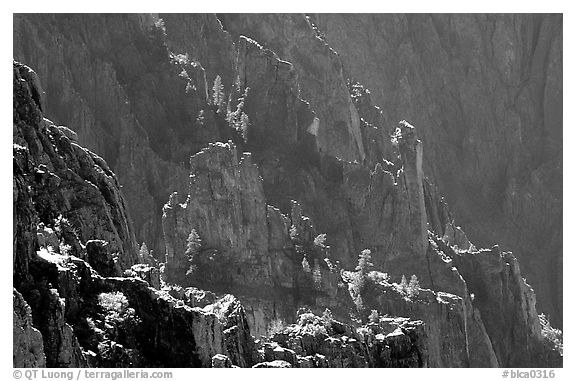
(400, 275, 408, 292)
(185, 229, 201, 276)
(139, 242, 149, 261)
(313, 259, 322, 289)
(302, 257, 311, 273)
(212, 75, 225, 112)
(356, 249, 374, 275)
(408, 274, 420, 297)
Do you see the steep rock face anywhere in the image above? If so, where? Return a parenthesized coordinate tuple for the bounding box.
(441, 243, 563, 367)
(13, 14, 238, 258)
(14, 61, 139, 280)
(14, 13, 562, 368)
(227, 30, 433, 272)
(202, 294, 259, 367)
(15, 13, 451, 283)
(13, 61, 251, 368)
(14, 60, 132, 366)
(215, 12, 562, 329)
(101, 277, 228, 367)
(13, 289, 46, 368)
(157, 130, 560, 367)
(215, 14, 366, 163)
(161, 14, 236, 91)
(344, 269, 498, 367)
(191, 14, 439, 273)
(161, 142, 349, 336)
(162, 142, 273, 289)
(312, 14, 562, 326)
(395, 121, 428, 255)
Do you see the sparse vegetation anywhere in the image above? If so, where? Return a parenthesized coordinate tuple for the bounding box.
(368, 310, 379, 323)
(59, 243, 72, 256)
(396, 274, 420, 298)
(196, 110, 205, 126)
(267, 318, 286, 337)
(172, 53, 189, 65)
(226, 87, 250, 141)
(212, 75, 225, 111)
(312, 260, 322, 289)
(185, 229, 201, 276)
(368, 271, 390, 284)
(239, 112, 249, 142)
(298, 312, 318, 326)
(296, 312, 328, 336)
(408, 275, 420, 297)
(314, 233, 327, 248)
(322, 308, 333, 322)
(356, 326, 370, 341)
(302, 257, 311, 273)
(349, 272, 365, 312)
(399, 275, 408, 291)
(98, 292, 129, 316)
(539, 314, 563, 354)
(96, 291, 141, 350)
(356, 249, 374, 274)
(350, 249, 375, 313)
(323, 257, 336, 271)
(153, 18, 166, 33)
(138, 242, 150, 262)
(289, 225, 298, 241)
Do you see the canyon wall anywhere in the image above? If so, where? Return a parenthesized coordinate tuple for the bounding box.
(310, 14, 563, 327)
(13, 13, 562, 367)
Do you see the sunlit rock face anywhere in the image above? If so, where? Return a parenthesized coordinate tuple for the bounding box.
(14, 13, 562, 368)
(214, 12, 562, 328)
(310, 14, 563, 327)
(13, 61, 252, 368)
(13, 14, 235, 259)
(161, 141, 350, 337)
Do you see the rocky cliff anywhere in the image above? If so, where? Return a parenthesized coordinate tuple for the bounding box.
(14, 60, 483, 369)
(158, 127, 559, 367)
(309, 14, 563, 327)
(13, 61, 255, 368)
(13, 14, 238, 260)
(215, 12, 563, 329)
(13, 13, 562, 368)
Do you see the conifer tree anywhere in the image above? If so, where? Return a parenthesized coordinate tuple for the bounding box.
(239, 112, 249, 142)
(185, 229, 201, 276)
(139, 242, 149, 260)
(400, 274, 408, 291)
(356, 249, 374, 275)
(185, 229, 201, 260)
(408, 274, 420, 297)
(302, 257, 311, 273)
(212, 75, 224, 111)
(312, 260, 322, 289)
(368, 310, 380, 323)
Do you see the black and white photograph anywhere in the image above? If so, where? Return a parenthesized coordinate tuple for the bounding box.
(9, 4, 567, 375)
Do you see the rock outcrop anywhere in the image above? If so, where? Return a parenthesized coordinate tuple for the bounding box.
(310, 14, 563, 327)
(207, 14, 366, 163)
(262, 311, 428, 368)
(13, 14, 237, 259)
(14, 12, 562, 369)
(445, 243, 562, 367)
(12, 61, 254, 368)
(13, 289, 46, 368)
(161, 141, 348, 336)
